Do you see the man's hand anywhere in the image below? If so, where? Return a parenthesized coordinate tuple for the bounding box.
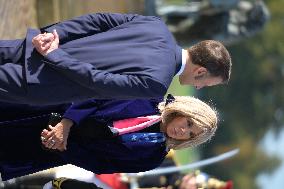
(179, 174, 197, 189)
(32, 29, 59, 56)
(41, 118, 73, 151)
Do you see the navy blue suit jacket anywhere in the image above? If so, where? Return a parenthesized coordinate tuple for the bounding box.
(23, 13, 182, 104)
(0, 98, 168, 181)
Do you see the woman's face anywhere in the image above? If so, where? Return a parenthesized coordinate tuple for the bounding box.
(165, 116, 203, 140)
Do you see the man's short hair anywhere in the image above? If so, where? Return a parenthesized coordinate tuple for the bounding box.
(188, 40, 232, 83)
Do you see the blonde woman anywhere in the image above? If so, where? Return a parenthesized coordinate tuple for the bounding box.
(0, 95, 217, 181)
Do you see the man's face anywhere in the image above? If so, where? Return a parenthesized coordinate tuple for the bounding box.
(192, 74, 223, 90)
(179, 67, 223, 89)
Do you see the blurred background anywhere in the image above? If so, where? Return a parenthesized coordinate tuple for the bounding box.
(0, 0, 283, 188)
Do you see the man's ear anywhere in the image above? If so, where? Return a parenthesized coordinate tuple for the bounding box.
(196, 67, 208, 77)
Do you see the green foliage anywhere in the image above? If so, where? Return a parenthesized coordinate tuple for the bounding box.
(168, 76, 195, 96)
(198, 0, 284, 188)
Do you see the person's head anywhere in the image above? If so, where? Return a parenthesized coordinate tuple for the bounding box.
(179, 40, 232, 89)
(158, 96, 218, 150)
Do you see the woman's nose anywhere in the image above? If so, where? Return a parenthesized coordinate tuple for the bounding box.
(180, 128, 185, 134)
(181, 127, 188, 135)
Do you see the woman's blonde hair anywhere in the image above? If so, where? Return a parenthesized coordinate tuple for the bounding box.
(158, 96, 218, 150)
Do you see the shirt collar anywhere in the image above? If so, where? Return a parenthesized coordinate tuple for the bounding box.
(176, 49, 187, 76)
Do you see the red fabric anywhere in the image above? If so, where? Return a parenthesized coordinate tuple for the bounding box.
(96, 174, 128, 189)
(114, 117, 153, 129)
(222, 180, 233, 189)
(113, 115, 161, 135)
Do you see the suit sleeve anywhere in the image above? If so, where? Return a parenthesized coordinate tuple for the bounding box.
(62, 99, 139, 126)
(44, 49, 167, 99)
(63, 98, 162, 126)
(40, 13, 139, 43)
(63, 99, 104, 125)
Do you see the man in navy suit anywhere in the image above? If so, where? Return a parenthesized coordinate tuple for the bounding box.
(0, 13, 231, 105)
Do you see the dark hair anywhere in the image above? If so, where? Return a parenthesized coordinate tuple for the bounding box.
(188, 40, 232, 83)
